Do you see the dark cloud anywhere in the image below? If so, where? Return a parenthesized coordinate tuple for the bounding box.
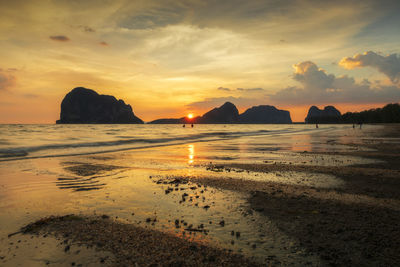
(49, 35, 70, 42)
(354, 4, 400, 42)
(70, 25, 96, 33)
(270, 61, 400, 104)
(217, 86, 231, 91)
(110, 0, 400, 44)
(0, 68, 16, 91)
(339, 51, 400, 83)
(82, 25, 95, 32)
(117, 4, 186, 29)
(113, 0, 296, 30)
(99, 41, 109, 46)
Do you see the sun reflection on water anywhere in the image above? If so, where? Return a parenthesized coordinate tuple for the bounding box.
(188, 144, 195, 164)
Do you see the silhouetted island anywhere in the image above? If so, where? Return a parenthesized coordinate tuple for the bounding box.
(150, 102, 292, 124)
(150, 102, 239, 124)
(56, 87, 143, 124)
(305, 106, 341, 124)
(198, 102, 239, 123)
(149, 118, 186, 124)
(239, 105, 292, 123)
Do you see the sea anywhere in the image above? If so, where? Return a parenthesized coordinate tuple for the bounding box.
(0, 124, 384, 265)
(0, 124, 371, 161)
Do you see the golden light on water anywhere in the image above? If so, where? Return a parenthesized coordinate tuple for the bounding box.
(188, 144, 194, 164)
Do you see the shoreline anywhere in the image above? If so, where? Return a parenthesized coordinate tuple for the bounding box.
(2, 124, 400, 266)
(186, 125, 400, 265)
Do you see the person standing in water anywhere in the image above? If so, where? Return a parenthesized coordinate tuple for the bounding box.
(316, 123, 319, 128)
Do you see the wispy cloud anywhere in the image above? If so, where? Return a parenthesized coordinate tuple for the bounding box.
(0, 68, 16, 91)
(49, 35, 70, 42)
(23, 93, 39, 98)
(237, 87, 264, 92)
(187, 96, 267, 110)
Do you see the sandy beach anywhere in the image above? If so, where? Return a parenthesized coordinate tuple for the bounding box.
(2, 0, 400, 265)
(0, 124, 399, 266)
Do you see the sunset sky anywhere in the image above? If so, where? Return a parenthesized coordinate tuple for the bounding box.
(1, 0, 400, 123)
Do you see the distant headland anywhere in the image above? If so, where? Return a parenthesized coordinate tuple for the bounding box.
(150, 102, 292, 124)
(56, 87, 400, 124)
(56, 87, 143, 124)
(305, 104, 400, 124)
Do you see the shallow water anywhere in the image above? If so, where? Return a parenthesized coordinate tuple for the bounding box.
(0, 124, 388, 265)
(0, 124, 378, 161)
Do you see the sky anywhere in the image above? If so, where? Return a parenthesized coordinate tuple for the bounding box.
(0, 0, 400, 123)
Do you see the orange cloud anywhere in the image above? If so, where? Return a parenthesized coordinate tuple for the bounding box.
(339, 51, 400, 83)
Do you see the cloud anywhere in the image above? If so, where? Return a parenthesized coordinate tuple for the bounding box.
(0, 68, 16, 91)
(187, 96, 267, 110)
(292, 61, 335, 91)
(270, 61, 400, 104)
(99, 41, 109, 46)
(116, 4, 186, 30)
(81, 26, 95, 33)
(236, 87, 264, 92)
(217, 87, 265, 93)
(339, 51, 400, 83)
(49, 35, 70, 42)
(23, 93, 39, 98)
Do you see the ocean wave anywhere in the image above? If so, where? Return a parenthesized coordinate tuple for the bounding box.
(0, 125, 325, 161)
(0, 129, 278, 160)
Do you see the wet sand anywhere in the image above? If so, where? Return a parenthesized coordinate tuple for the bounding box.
(185, 125, 400, 266)
(20, 215, 257, 266)
(1, 124, 400, 266)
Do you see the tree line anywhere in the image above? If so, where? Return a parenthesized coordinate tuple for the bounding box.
(341, 103, 400, 123)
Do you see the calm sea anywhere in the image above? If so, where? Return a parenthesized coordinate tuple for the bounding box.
(0, 123, 385, 265)
(0, 124, 326, 161)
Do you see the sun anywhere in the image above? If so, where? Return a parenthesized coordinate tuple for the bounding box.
(187, 113, 194, 119)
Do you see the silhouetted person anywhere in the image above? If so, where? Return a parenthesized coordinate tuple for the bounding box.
(353, 124, 355, 129)
(182, 124, 185, 128)
(191, 124, 194, 128)
(316, 123, 319, 128)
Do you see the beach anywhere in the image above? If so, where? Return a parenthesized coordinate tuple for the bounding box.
(0, 124, 399, 266)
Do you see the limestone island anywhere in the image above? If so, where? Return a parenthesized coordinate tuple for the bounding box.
(56, 87, 143, 124)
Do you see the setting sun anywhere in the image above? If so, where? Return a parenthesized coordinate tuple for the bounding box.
(187, 113, 194, 119)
